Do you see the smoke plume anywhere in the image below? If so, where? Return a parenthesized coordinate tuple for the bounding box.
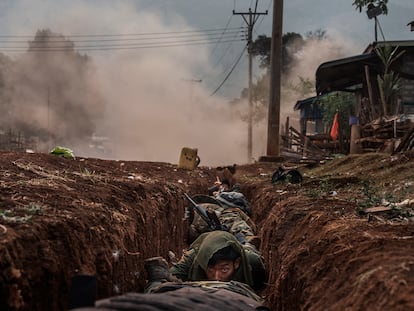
(0, 1, 362, 165)
(0, 1, 253, 166)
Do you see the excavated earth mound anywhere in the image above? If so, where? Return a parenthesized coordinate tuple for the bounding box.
(0, 151, 413, 311)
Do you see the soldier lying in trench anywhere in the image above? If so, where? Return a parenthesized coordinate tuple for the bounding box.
(145, 230, 265, 287)
(141, 188, 266, 305)
(187, 189, 258, 250)
(71, 181, 268, 310)
(177, 177, 264, 288)
(142, 230, 267, 310)
(71, 230, 268, 311)
(72, 226, 267, 310)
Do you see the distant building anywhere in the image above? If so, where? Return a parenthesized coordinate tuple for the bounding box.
(315, 41, 414, 122)
(294, 40, 414, 153)
(293, 96, 324, 136)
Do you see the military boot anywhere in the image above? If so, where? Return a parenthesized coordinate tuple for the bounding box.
(144, 257, 177, 283)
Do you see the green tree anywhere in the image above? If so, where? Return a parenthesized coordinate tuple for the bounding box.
(0, 53, 15, 124)
(251, 35, 271, 69)
(244, 30, 323, 124)
(281, 32, 304, 74)
(352, 0, 388, 15)
(286, 77, 314, 98)
(251, 32, 304, 74)
(28, 29, 76, 52)
(320, 92, 357, 138)
(305, 28, 327, 40)
(7, 29, 105, 147)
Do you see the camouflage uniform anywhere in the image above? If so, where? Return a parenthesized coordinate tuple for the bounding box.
(170, 231, 266, 291)
(188, 193, 259, 253)
(190, 204, 256, 242)
(140, 205, 267, 310)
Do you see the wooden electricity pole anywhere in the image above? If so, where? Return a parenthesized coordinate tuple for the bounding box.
(233, 2, 267, 163)
(265, 0, 283, 159)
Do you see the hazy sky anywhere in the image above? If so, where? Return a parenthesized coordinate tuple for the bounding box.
(0, 1, 413, 165)
(1, 0, 412, 97)
(149, 0, 414, 43)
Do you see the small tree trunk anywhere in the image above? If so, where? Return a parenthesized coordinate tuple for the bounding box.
(364, 66, 377, 119)
(377, 74, 387, 117)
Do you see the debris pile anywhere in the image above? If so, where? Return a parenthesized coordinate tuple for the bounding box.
(357, 116, 413, 152)
(358, 199, 414, 223)
(281, 126, 333, 165)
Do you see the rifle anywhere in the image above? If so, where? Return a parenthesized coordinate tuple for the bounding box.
(184, 193, 228, 231)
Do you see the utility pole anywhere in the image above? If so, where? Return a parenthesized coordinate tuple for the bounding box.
(264, 0, 283, 159)
(233, 1, 267, 163)
(366, 4, 384, 41)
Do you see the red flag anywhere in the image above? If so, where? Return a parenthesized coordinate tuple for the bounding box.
(330, 112, 339, 141)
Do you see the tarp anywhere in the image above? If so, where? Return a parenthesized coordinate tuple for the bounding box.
(330, 112, 339, 141)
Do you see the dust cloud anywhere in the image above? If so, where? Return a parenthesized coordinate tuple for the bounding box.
(93, 50, 249, 166)
(252, 34, 360, 155)
(1, 1, 251, 166)
(0, 1, 361, 166)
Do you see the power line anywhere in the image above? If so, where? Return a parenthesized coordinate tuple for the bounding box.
(210, 46, 247, 96)
(0, 27, 246, 38)
(200, 20, 245, 81)
(1, 37, 245, 52)
(0, 26, 247, 52)
(204, 1, 269, 89)
(0, 34, 244, 49)
(233, 0, 268, 163)
(0, 39, 243, 52)
(376, 18, 386, 41)
(0, 30, 245, 44)
(254, 0, 272, 35)
(207, 14, 234, 59)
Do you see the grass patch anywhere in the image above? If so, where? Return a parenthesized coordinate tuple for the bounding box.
(0, 202, 44, 223)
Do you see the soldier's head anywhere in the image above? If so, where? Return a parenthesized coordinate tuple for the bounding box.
(205, 246, 241, 282)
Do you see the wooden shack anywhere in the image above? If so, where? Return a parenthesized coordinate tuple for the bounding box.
(292, 40, 414, 156)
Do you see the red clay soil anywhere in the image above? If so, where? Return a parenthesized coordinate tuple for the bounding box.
(0, 151, 413, 311)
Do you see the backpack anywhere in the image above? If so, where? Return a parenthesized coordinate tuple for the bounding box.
(271, 166, 303, 184)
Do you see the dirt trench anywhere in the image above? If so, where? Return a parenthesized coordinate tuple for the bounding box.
(0, 152, 413, 310)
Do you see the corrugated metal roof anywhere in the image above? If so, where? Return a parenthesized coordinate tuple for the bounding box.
(316, 41, 414, 96)
(315, 52, 382, 95)
(294, 96, 319, 111)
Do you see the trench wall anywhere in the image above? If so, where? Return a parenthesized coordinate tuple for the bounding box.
(3, 153, 414, 311)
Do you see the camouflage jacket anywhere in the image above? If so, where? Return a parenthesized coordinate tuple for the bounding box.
(170, 231, 266, 291)
(189, 202, 257, 244)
